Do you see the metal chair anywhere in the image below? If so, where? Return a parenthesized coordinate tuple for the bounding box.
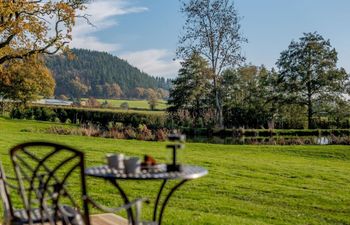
(0, 142, 147, 225)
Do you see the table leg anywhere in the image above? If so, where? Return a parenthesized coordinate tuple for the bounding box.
(153, 179, 167, 221)
(158, 179, 188, 225)
(109, 179, 135, 225)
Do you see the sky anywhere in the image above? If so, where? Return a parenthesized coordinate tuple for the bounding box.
(70, 0, 350, 79)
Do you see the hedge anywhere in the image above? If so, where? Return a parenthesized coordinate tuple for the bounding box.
(10, 106, 168, 129)
(9, 106, 350, 137)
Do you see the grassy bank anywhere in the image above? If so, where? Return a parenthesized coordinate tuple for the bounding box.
(0, 118, 350, 224)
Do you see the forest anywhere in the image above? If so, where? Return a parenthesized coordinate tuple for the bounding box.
(45, 49, 171, 99)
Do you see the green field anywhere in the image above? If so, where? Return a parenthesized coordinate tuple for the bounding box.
(84, 99, 168, 110)
(0, 118, 350, 224)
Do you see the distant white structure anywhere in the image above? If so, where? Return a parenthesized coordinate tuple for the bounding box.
(34, 99, 73, 106)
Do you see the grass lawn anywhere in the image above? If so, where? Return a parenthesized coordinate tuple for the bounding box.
(84, 99, 168, 110)
(0, 117, 350, 224)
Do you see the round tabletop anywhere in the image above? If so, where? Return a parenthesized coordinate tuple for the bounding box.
(85, 164, 208, 180)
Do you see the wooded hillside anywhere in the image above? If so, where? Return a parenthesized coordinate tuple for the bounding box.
(45, 49, 171, 99)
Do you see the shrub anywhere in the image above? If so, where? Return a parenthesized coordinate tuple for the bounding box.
(105, 129, 126, 139)
(137, 124, 154, 141)
(80, 124, 101, 137)
(120, 102, 129, 110)
(101, 100, 112, 108)
(10, 107, 25, 119)
(155, 129, 168, 141)
(124, 127, 137, 139)
(35, 107, 55, 121)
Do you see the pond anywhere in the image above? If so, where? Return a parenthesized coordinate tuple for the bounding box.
(186, 135, 332, 145)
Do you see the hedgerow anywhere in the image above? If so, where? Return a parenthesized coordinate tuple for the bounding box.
(10, 106, 167, 129)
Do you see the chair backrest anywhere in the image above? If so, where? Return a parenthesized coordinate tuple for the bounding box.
(0, 161, 14, 224)
(9, 142, 91, 225)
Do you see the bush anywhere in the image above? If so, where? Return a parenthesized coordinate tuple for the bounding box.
(36, 107, 55, 121)
(85, 97, 101, 108)
(120, 102, 129, 110)
(137, 124, 154, 141)
(10, 107, 25, 119)
(101, 100, 112, 108)
(155, 129, 168, 141)
(124, 127, 137, 139)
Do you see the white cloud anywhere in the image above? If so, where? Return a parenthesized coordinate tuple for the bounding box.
(70, 0, 148, 51)
(69, 1, 180, 78)
(71, 36, 121, 52)
(120, 49, 181, 78)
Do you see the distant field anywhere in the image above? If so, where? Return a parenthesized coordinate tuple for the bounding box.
(1, 118, 350, 225)
(84, 99, 168, 110)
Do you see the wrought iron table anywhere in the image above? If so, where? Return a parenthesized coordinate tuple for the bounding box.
(85, 165, 208, 225)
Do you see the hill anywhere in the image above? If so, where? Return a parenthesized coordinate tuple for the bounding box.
(45, 49, 171, 99)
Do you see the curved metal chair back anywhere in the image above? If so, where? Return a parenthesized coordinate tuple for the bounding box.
(0, 161, 14, 224)
(8, 142, 90, 225)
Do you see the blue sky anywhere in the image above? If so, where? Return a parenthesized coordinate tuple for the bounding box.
(71, 0, 350, 78)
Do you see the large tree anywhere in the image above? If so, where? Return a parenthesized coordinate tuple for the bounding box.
(276, 32, 349, 128)
(0, 56, 55, 106)
(0, 0, 87, 64)
(177, 0, 247, 128)
(168, 52, 212, 125)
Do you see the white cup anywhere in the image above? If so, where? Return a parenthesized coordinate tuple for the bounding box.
(106, 154, 124, 170)
(124, 157, 141, 174)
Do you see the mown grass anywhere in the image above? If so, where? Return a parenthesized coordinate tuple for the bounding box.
(82, 99, 168, 110)
(0, 117, 350, 224)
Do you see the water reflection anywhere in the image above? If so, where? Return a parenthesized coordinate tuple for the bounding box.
(186, 135, 332, 145)
(315, 136, 330, 145)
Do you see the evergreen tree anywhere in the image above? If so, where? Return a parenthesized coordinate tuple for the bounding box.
(168, 53, 212, 125)
(45, 49, 170, 99)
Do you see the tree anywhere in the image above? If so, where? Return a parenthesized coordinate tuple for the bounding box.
(156, 88, 169, 100)
(0, 56, 55, 106)
(168, 53, 212, 125)
(145, 88, 159, 110)
(222, 65, 276, 128)
(136, 87, 146, 99)
(85, 97, 100, 108)
(178, 0, 247, 128)
(0, 0, 87, 64)
(107, 83, 123, 99)
(276, 32, 349, 128)
(69, 76, 89, 99)
(147, 91, 158, 110)
(145, 88, 157, 100)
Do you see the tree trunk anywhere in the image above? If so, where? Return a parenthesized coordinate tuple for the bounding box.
(213, 79, 224, 128)
(306, 67, 313, 129)
(307, 94, 313, 129)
